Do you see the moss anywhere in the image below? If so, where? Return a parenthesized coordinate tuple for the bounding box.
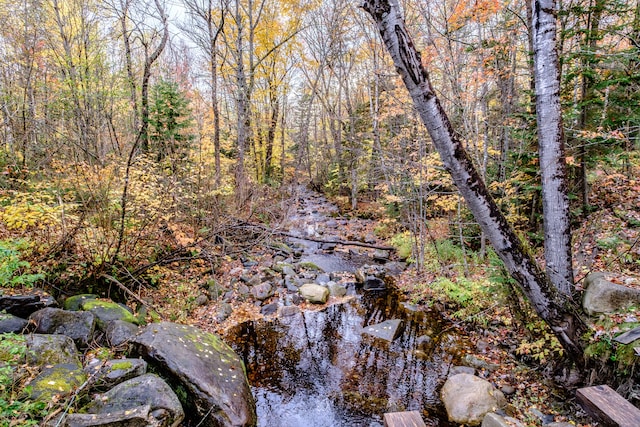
(29, 364, 86, 401)
(298, 262, 323, 272)
(109, 360, 133, 371)
(81, 299, 138, 326)
(64, 294, 98, 311)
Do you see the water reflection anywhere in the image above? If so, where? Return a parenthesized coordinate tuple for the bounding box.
(226, 289, 469, 426)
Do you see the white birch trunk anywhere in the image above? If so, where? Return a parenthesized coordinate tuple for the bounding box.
(532, 0, 575, 297)
(361, 0, 586, 363)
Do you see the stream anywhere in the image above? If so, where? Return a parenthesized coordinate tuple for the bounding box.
(226, 189, 471, 426)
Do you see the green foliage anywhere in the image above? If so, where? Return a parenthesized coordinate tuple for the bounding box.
(390, 232, 413, 262)
(429, 276, 505, 324)
(0, 334, 49, 426)
(516, 320, 564, 363)
(0, 240, 43, 287)
(148, 79, 195, 163)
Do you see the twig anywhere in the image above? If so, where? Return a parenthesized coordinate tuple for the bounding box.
(238, 221, 396, 251)
(101, 274, 163, 319)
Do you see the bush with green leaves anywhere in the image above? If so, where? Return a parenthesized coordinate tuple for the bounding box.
(0, 334, 49, 426)
(0, 239, 43, 288)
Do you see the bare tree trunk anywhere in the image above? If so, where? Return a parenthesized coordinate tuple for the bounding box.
(532, 0, 574, 297)
(140, 0, 168, 152)
(361, 0, 586, 364)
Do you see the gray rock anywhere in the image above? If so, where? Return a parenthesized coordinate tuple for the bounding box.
(415, 335, 432, 349)
(261, 303, 279, 316)
(583, 272, 640, 315)
(215, 302, 234, 322)
(328, 282, 347, 297)
(29, 308, 95, 348)
(315, 273, 331, 285)
(237, 283, 250, 296)
(281, 265, 297, 278)
(441, 373, 506, 426)
(251, 282, 274, 301)
(373, 249, 390, 261)
(449, 366, 476, 376)
(278, 306, 300, 317)
(85, 374, 184, 427)
(63, 294, 98, 311)
(545, 423, 575, 427)
(362, 319, 403, 342)
(501, 385, 516, 395)
(26, 334, 81, 367)
(0, 313, 28, 333)
(463, 354, 499, 371)
(482, 413, 511, 427)
(131, 322, 256, 427)
(28, 363, 86, 400)
(299, 284, 329, 304)
(85, 358, 148, 391)
(0, 293, 57, 318)
(55, 404, 154, 427)
(195, 294, 209, 306)
(81, 299, 138, 329)
(105, 319, 139, 347)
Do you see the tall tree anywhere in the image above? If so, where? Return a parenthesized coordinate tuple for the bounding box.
(361, 0, 587, 363)
(532, 0, 574, 297)
(181, 0, 227, 187)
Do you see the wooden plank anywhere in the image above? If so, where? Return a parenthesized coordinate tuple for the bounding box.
(576, 385, 640, 427)
(383, 411, 426, 427)
(613, 326, 640, 344)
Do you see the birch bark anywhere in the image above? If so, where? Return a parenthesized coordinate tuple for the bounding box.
(532, 0, 574, 297)
(361, 0, 586, 363)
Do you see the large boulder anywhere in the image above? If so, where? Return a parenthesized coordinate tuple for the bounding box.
(582, 272, 640, 316)
(131, 322, 256, 427)
(441, 373, 506, 426)
(29, 307, 95, 348)
(299, 283, 329, 304)
(84, 374, 184, 427)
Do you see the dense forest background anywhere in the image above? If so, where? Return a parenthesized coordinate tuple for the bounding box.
(0, 0, 638, 306)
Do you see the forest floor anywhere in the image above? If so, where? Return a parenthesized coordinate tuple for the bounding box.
(133, 157, 639, 426)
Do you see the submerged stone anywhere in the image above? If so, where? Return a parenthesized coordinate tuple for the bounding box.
(362, 319, 403, 342)
(131, 322, 256, 427)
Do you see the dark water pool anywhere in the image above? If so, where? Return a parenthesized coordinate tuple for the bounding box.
(225, 288, 470, 426)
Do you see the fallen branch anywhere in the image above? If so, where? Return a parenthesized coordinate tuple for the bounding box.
(101, 274, 163, 319)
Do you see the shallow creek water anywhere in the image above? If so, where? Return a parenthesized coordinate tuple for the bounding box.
(226, 190, 471, 426)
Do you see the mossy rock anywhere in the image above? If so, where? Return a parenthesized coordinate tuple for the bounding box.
(25, 334, 81, 367)
(63, 294, 98, 311)
(28, 363, 87, 401)
(81, 299, 138, 329)
(131, 322, 256, 426)
(298, 261, 324, 272)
